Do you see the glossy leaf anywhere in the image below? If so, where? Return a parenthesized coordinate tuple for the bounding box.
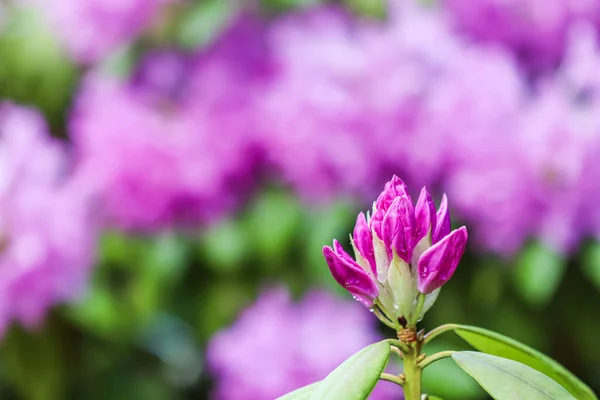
(452, 352, 575, 399)
(277, 382, 320, 400)
(308, 341, 390, 400)
(422, 340, 485, 399)
(453, 325, 596, 400)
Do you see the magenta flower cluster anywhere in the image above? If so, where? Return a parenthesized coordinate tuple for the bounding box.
(207, 288, 397, 400)
(324, 176, 467, 323)
(443, 0, 600, 73)
(0, 104, 95, 335)
(70, 18, 266, 231)
(58, 1, 600, 252)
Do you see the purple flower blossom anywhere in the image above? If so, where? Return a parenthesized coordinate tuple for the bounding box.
(442, 0, 600, 73)
(323, 176, 467, 325)
(257, 7, 385, 200)
(0, 104, 95, 335)
(71, 17, 267, 232)
(207, 287, 398, 400)
(444, 23, 600, 256)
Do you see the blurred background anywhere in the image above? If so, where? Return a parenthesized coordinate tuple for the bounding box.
(0, 0, 599, 398)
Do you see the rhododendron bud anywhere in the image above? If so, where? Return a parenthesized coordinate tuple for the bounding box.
(417, 227, 468, 294)
(323, 175, 468, 327)
(323, 241, 379, 307)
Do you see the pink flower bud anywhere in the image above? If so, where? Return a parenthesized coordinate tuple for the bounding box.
(417, 227, 468, 294)
(323, 241, 379, 307)
(323, 175, 468, 324)
(375, 175, 409, 211)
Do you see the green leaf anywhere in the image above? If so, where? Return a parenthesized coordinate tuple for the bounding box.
(452, 352, 575, 399)
(514, 242, 566, 306)
(276, 382, 320, 400)
(308, 341, 390, 400)
(422, 340, 485, 399)
(452, 325, 596, 400)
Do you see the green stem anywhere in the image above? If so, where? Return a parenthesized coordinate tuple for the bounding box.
(418, 350, 456, 369)
(390, 346, 403, 359)
(422, 323, 459, 344)
(386, 339, 410, 354)
(408, 294, 426, 326)
(374, 299, 398, 328)
(379, 373, 405, 387)
(402, 348, 421, 400)
(373, 308, 398, 330)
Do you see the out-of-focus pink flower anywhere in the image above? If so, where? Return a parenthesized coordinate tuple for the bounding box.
(0, 104, 95, 335)
(207, 287, 398, 400)
(257, 7, 384, 200)
(429, 45, 533, 256)
(518, 24, 600, 253)
(444, 23, 600, 256)
(443, 0, 600, 73)
(71, 16, 266, 232)
(323, 176, 467, 326)
(27, 0, 176, 63)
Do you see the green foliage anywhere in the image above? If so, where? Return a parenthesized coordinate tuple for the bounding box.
(344, 0, 387, 19)
(582, 241, 600, 292)
(453, 325, 597, 400)
(276, 382, 320, 399)
(514, 242, 567, 306)
(452, 352, 576, 400)
(1, 322, 68, 400)
(422, 341, 485, 400)
(177, 0, 235, 49)
(0, 6, 77, 133)
(308, 341, 390, 400)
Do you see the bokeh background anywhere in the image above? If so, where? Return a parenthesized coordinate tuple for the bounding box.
(0, 0, 599, 398)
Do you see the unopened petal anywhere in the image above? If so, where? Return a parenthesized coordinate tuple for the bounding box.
(392, 195, 415, 263)
(323, 244, 379, 307)
(375, 175, 409, 212)
(433, 194, 451, 244)
(353, 212, 377, 275)
(415, 186, 436, 244)
(417, 227, 468, 294)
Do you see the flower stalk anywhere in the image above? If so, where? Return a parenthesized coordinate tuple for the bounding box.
(401, 345, 422, 400)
